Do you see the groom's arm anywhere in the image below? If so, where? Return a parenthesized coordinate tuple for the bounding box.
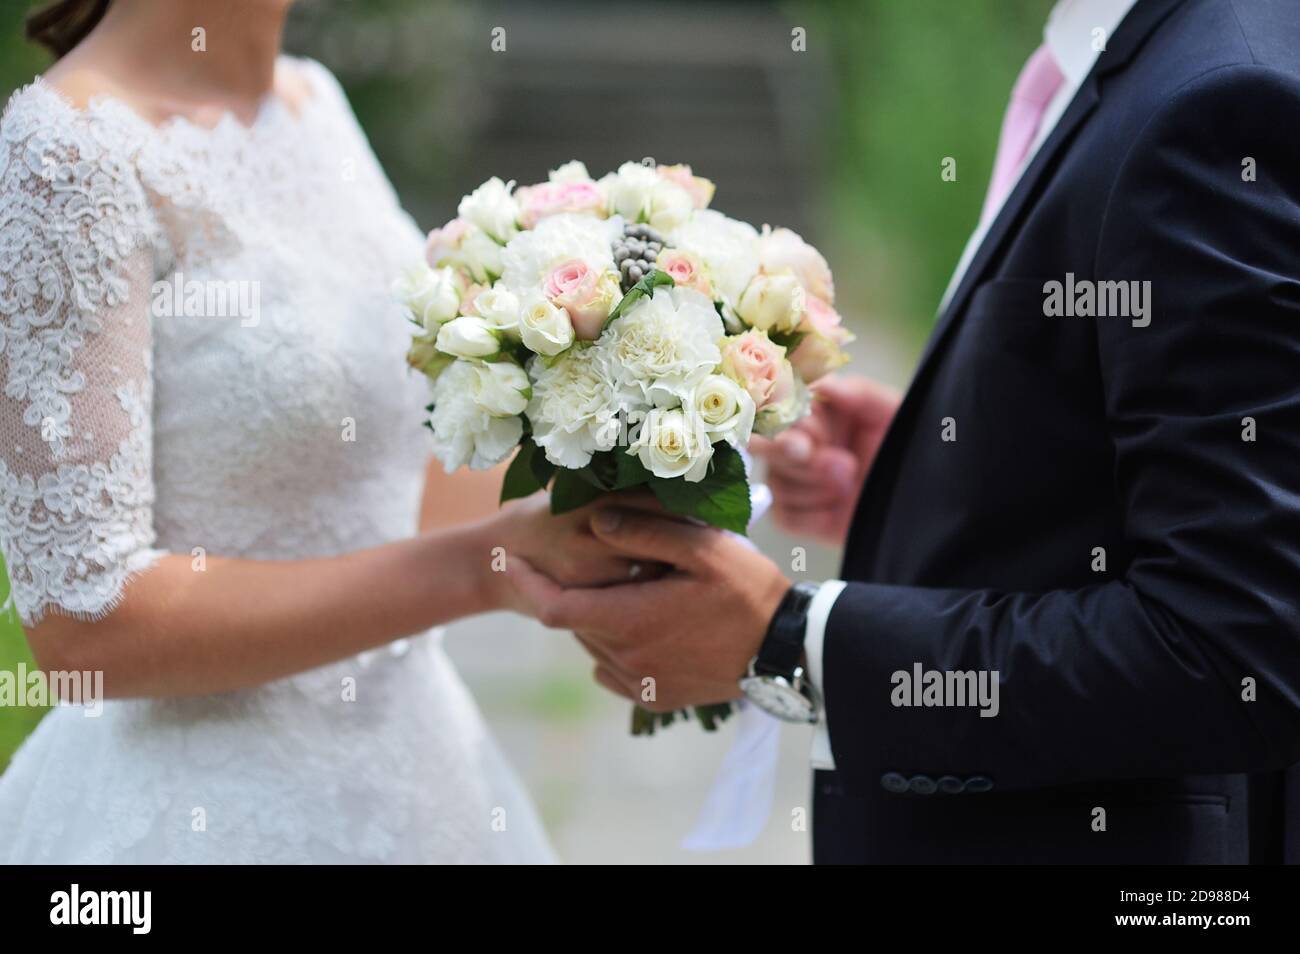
(821, 64, 1300, 795)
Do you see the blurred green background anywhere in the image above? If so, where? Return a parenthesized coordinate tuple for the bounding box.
(0, 0, 1047, 807)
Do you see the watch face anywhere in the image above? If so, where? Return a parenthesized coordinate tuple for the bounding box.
(740, 676, 815, 723)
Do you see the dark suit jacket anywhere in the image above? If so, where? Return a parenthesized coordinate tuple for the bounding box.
(816, 0, 1300, 864)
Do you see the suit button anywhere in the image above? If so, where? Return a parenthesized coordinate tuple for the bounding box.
(881, 772, 909, 794)
(937, 775, 965, 794)
(965, 775, 993, 793)
(908, 775, 937, 795)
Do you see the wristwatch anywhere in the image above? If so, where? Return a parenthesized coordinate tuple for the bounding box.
(739, 582, 821, 724)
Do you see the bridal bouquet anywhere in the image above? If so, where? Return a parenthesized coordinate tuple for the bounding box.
(397, 160, 850, 730)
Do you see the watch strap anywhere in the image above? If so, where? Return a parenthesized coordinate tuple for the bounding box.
(756, 582, 819, 678)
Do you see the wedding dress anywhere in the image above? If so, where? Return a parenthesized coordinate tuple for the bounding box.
(0, 57, 555, 863)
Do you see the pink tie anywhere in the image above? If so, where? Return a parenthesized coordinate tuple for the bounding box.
(979, 44, 1065, 225)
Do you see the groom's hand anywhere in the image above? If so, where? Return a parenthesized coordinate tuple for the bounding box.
(519, 509, 791, 711)
(752, 374, 901, 545)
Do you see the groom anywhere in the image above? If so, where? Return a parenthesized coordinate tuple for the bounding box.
(533, 0, 1300, 863)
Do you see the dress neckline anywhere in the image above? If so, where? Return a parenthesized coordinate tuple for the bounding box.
(27, 55, 323, 139)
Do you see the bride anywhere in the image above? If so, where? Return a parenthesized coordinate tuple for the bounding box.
(0, 0, 635, 863)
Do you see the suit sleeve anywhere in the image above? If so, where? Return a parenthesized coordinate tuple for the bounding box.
(823, 64, 1300, 795)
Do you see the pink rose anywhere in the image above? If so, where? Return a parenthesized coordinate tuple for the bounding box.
(657, 164, 716, 209)
(758, 227, 835, 304)
(516, 181, 605, 228)
(801, 295, 851, 339)
(657, 249, 713, 297)
(720, 330, 794, 410)
(790, 296, 852, 382)
(425, 218, 469, 268)
(544, 259, 619, 340)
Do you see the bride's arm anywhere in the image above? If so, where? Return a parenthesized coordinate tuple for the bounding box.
(25, 496, 610, 699)
(0, 87, 630, 702)
(419, 457, 509, 531)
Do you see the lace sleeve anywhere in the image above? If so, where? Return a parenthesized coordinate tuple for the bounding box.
(0, 86, 166, 626)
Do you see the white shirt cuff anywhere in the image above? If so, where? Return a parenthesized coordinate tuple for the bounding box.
(805, 579, 846, 771)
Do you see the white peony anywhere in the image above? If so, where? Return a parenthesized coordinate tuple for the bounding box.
(736, 271, 806, 333)
(689, 373, 755, 446)
(630, 406, 714, 482)
(598, 286, 724, 406)
(470, 360, 531, 417)
(527, 346, 630, 468)
(518, 293, 576, 356)
(500, 213, 621, 293)
(393, 264, 460, 331)
(457, 176, 520, 243)
(436, 315, 501, 359)
(473, 285, 521, 333)
(667, 210, 761, 310)
(428, 360, 524, 471)
(600, 161, 660, 222)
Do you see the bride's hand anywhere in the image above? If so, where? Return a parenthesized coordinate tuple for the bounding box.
(480, 491, 670, 616)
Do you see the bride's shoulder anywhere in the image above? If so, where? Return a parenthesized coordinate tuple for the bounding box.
(283, 55, 350, 112)
(1, 66, 154, 245)
(3, 61, 150, 162)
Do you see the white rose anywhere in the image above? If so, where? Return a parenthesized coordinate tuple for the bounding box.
(457, 176, 520, 243)
(754, 377, 812, 437)
(527, 346, 631, 468)
(436, 315, 501, 359)
(428, 360, 524, 471)
(736, 271, 806, 333)
(600, 161, 660, 222)
(519, 294, 576, 356)
(599, 286, 724, 405)
(667, 209, 761, 309)
(393, 264, 460, 330)
(473, 285, 521, 333)
(647, 179, 694, 233)
(470, 360, 531, 417)
(630, 406, 714, 482)
(549, 160, 592, 183)
(690, 374, 755, 446)
(455, 226, 505, 283)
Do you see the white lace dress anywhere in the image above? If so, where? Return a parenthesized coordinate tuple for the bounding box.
(0, 57, 556, 864)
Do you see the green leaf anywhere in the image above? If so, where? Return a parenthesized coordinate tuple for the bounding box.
(647, 441, 752, 534)
(630, 705, 658, 736)
(766, 329, 808, 353)
(602, 268, 675, 331)
(550, 468, 606, 514)
(565, 451, 616, 491)
(693, 703, 734, 732)
(613, 450, 652, 490)
(528, 447, 557, 490)
(500, 441, 547, 504)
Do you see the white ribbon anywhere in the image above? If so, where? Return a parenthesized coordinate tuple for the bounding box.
(681, 459, 784, 851)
